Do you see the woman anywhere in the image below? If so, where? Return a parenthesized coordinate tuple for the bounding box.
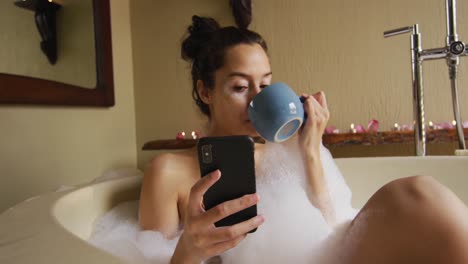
(139, 4, 468, 264)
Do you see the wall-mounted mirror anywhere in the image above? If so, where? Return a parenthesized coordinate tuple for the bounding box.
(0, 0, 114, 107)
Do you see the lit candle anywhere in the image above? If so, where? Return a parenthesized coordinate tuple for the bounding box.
(191, 131, 197, 140)
(428, 121, 434, 130)
(350, 123, 357, 133)
(48, 0, 64, 5)
(48, 0, 64, 4)
(393, 123, 401, 131)
(452, 120, 457, 127)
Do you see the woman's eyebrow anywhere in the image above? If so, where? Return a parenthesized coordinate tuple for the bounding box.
(227, 71, 273, 78)
(263, 72, 273, 78)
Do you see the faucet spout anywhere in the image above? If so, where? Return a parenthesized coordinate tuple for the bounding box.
(384, 24, 426, 156)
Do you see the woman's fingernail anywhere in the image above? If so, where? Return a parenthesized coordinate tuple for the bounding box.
(212, 171, 221, 179)
(257, 215, 265, 223)
(250, 194, 259, 202)
(254, 194, 260, 203)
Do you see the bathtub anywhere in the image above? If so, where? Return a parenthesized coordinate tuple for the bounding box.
(1, 156, 468, 264)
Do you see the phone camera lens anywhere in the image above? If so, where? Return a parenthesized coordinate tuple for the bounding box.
(201, 145, 212, 164)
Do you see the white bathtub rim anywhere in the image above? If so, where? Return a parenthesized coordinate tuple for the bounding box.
(0, 176, 137, 264)
(335, 155, 468, 162)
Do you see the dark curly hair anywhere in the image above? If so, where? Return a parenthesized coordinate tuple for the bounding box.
(181, 0, 268, 117)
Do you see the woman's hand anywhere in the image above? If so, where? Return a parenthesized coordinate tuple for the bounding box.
(298, 91, 330, 156)
(171, 170, 264, 264)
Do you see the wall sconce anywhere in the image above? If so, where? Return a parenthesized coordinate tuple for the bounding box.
(14, 0, 63, 65)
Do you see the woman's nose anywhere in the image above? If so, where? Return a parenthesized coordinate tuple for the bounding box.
(247, 88, 260, 103)
(250, 85, 262, 98)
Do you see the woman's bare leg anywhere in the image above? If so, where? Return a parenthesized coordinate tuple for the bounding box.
(341, 176, 468, 264)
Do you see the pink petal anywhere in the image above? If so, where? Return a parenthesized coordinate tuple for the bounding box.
(325, 126, 337, 134)
(439, 122, 453, 129)
(401, 124, 413, 131)
(176, 132, 186, 140)
(355, 124, 366, 133)
(367, 119, 379, 132)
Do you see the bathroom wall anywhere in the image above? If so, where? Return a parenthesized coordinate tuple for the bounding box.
(0, 0, 137, 213)
(131, 0, 468, 168)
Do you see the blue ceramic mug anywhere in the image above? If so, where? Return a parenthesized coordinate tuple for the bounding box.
(248, 82, 305, 142)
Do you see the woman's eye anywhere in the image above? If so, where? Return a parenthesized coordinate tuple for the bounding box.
(260, 84, 270, 89)
(234, 86, 248, 92)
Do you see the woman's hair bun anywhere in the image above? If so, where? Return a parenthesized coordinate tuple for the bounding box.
(230, 0, 252, 29)
(181, 16, 220, 61)
(189, 15, 220, 35)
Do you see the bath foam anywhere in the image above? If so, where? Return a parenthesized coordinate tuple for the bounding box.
(88, 137, 357, 264)
(221, 137, 357, 263)
(89, 200, 180, 264)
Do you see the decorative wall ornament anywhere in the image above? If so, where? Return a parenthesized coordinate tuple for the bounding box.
(14, 0, 63, 64)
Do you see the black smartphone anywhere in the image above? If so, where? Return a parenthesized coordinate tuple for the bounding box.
(197, 135, 257, 232)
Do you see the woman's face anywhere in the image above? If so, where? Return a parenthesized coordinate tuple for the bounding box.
(205, 43, 272, 137)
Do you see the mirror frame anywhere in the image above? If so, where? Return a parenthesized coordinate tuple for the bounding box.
(0, 0, 114, 107)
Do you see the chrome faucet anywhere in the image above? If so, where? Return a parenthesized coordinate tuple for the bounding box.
(384, 0, 467, 156)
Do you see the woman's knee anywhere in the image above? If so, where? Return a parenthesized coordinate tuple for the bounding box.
(371, 175, 468, 237)
(368, 175, 448, 210)
(350, 175, 468, 263)
(361, 175, 468, 237)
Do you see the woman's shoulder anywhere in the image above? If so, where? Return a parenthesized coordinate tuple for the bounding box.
(144, 148, 199, 185)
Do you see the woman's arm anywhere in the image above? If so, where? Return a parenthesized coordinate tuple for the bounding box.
(298, 92, 336, 225)
(139, 153, 181, 237)
(302, 151, 336, 224)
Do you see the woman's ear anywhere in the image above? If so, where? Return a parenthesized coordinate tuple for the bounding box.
(196, 80, 212, 104)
